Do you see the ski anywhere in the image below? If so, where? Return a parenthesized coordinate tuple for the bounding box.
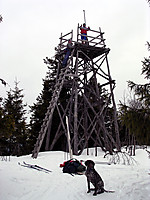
(18, 162, 52, 173)
(18, 162, 45, 172)
(95, 161, 111, 165)
(82, 160, 111, 165)
(23, 161, 52, 173)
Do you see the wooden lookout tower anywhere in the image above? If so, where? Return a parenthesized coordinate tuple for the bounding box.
(32, 24, 121, 158)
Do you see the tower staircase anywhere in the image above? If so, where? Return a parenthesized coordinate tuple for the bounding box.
(32, 50, 74, 158)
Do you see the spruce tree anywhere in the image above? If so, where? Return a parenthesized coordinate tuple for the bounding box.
(119, 42, 150, 145)
(2, 80, 28, 156)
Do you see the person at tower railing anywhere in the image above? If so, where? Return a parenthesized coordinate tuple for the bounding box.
(80, 23, 90, 44)
(62, 39, 74, 67)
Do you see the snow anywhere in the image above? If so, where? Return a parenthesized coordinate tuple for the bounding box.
(0, 148, 150, 200)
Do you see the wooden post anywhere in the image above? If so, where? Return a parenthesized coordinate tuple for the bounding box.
(105, 55, 121, 151)
(45, 119, 52, 151)
(59, 32, 63, 51)
(83, 62, 88, 155)
(74, 51, 79, 155)
(66, 116, 73, 159)
(77, 23, 79, 42)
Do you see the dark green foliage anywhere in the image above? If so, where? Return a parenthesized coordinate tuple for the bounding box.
(0, 81, 28, 156)
(119, 42, 150, 145)
(119, 103, 150, 145)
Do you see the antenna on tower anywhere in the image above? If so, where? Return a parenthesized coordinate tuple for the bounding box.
(83, 10, 86, 25)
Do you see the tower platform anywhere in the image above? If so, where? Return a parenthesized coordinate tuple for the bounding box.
(73, 42, 110, 59)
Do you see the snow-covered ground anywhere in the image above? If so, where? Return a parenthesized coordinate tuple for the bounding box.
(0, 147, 150, 200)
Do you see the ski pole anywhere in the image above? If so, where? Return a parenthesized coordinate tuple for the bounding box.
(83, 10, 86, 25)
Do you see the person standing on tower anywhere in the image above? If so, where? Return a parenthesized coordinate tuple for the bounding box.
(62, 39, 74, 67)
(80, 23, 90, 44)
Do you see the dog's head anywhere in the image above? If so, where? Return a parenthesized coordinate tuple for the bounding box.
(85, 160, 95, 169)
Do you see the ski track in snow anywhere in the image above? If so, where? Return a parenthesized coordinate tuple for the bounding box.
(0, 148, 150, 200)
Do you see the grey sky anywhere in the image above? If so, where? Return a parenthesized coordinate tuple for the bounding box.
(0, 0, 149, 118)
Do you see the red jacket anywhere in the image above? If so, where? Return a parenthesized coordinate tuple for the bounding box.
(80, 26, 90, 34)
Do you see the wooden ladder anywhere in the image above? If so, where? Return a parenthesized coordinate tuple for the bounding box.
(32, 52, 74, 158)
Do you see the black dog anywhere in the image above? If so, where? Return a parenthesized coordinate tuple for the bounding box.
(85, 160, 114, 196)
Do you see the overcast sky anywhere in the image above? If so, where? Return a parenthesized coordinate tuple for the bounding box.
(0, 0, 149, 118)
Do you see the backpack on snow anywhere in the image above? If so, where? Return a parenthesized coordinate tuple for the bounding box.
(62, 159, 85, 174)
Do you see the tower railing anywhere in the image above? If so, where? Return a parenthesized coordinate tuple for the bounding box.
(57, 30, 73, 52)
(77, 24, 106, 47)
(56, 25, 106, 55)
